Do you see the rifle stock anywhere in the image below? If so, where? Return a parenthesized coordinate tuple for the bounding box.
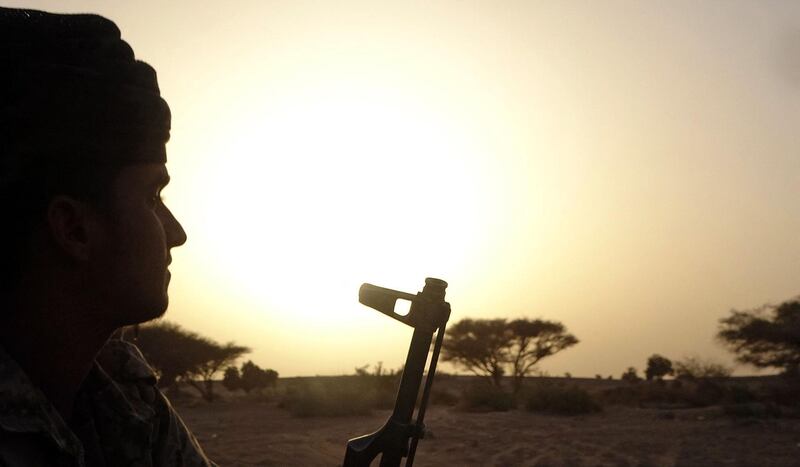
(343, 278, 451, 467)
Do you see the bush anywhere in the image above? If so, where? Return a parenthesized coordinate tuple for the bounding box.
(681, 379, 723, 406)
(723, 402, 782, 419)
(460, 382, 515, 412)
(720, 378, 800, 419)
(674, 356, 732, 379)
(599, 379, 757, 409)
(278, 363, 402, 417)
(524, 385, 601, 415)
(240, 361, 278, 392)
(222, 366, 241, 391)
(725, 384, 756, 405)
(280, 380, 376, 417)
(761, 379, 800, 408)
(430, 388, 459, 407)
(353, 363, 401, 410)
(621, 367, 641, 383)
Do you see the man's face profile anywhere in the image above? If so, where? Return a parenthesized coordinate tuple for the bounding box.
(0, 5, 177, 328)
(89, 162, 187, 326)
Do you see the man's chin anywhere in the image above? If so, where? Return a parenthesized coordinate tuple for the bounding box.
(118, 297, 169, 327)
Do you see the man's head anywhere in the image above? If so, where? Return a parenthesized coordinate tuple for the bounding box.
(0, 7, 185, 326)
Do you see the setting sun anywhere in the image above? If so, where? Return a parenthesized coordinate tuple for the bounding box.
(191, 79, 492, 330)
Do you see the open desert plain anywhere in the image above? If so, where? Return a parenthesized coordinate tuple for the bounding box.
(175, 376, 800, 467)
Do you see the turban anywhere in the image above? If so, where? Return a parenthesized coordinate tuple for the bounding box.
(0, 7, 171, 166)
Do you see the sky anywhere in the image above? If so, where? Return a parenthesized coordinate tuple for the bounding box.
(9, 0, 800, 377)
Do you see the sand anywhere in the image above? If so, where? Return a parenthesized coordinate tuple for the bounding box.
(176, 400, 800, 466)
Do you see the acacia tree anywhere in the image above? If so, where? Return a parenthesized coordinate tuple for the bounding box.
(134, 321, 206, 387)
(135, 321, 250, 401)
(718, 299, 800, 375)
(645, 354, 673, 380)
(441, 318, 578, 391)
(186, 341, 250, 401)
(507, 319, 578, 393)
(441, 318, 512, 387)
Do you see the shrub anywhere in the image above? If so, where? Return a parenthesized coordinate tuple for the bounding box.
(240, 361, 278, 392)
(599, 379, 727, 408)
(460, 382, 515, 412)
(524, 385, 601, 415)
(353, 363, 401, 410)
(761, 379, 800, 408)
(599, 377, 769, 409)
(430, 388, 459, 406)
(674, 356, 732, 379)
(720, 378, 800, 419)
(723, 402, 782, 419)
(725, 384, 757, 405)
(222, 366, 241, 391)
(621, 367, 641, 383)
(279, 363, 402, 417)
(687, 379, 726, 407)
(280, 380, 375, 417)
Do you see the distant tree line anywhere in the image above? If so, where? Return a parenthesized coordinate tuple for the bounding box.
(130, 293, 799, 406)
(622, 354, 732, 383)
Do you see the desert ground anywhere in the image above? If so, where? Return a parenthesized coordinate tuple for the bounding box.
(175, 380, 800, 467)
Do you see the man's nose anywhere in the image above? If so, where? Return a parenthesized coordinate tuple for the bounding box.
(163, 205, 187, 248)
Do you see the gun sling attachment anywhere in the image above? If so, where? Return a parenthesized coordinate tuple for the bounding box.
(343, 278, 451, 467)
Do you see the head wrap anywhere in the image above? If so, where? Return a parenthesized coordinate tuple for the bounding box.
(0, 7, 171, 167)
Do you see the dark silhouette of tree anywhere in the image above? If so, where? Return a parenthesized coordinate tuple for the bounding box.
(222, 366, 241, 391)
(507, 319, 578, 393)
(645, 354, 674, 380)
(442, 318, 512, 387)
(135, 321, 250, 401)
(135, 321, 208, 387)
(263, 369, 279, 388)
(239, 360, 279, 393)
(222, 361, 278, 393)
(621, 367, 640, 383)
(442, 318, 578, 390)
(718, 299, 800, 375)
(673, 356, 731, 379)
(186, 342, 250, 401)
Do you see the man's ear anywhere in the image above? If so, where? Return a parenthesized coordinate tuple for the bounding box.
(46, 195, 95, 262)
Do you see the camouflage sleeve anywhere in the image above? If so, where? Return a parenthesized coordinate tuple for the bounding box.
(98, 340, 217, 466)
(151, 389, 218, 466)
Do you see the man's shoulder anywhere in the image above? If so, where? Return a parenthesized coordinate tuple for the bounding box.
(96, 338, 158, 386)
(93, 339, 217, 466)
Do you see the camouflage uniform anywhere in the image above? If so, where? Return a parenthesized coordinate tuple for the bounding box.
(0, 339, 216, 466)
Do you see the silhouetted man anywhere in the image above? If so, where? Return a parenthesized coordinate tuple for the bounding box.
(0, 7, 215, 465)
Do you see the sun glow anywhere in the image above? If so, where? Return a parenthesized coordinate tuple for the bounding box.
(189, 79, 493, 332)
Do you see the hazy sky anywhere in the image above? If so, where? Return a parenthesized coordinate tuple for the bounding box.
(10, 0, 800, 377)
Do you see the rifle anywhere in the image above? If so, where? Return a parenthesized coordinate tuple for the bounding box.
(343, 278, 451, 467)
